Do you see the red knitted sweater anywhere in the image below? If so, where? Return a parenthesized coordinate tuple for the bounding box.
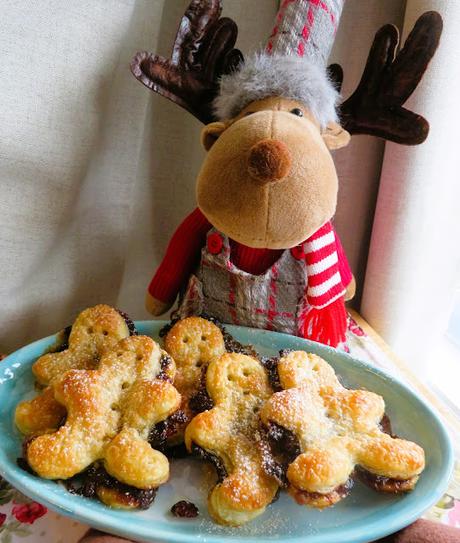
(149, 208, 352, 304)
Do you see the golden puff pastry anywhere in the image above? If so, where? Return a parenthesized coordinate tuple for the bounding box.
(32, 304, 134, 386)
(15, 386, 66, 436)
(185, 352, 278, 526)
(260, 350, 425, 508)
(161, 316, 226, 445)
(26, 335, 181, 502)
(164, 316, 226, 394)
(15, 305, 134, 436)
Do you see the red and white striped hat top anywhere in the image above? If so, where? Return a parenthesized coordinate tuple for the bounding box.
(266, 0, 344, 64)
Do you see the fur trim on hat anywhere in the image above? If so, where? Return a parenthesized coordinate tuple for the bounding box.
(213, 54, 339, 126)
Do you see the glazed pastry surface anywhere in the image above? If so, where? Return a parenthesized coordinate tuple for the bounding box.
(26, 335, 180, 498)
(162, 316, 226, 443)
(260, 350, 425, 508)
(185, 352, 278, 526)
(33, 304, 132, 385)
(16, 305, 132, 436)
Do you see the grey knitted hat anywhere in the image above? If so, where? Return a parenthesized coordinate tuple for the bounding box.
(213, 0, 344, 126)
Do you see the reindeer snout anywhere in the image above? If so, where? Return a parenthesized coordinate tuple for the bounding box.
(247, 139, 291, 183)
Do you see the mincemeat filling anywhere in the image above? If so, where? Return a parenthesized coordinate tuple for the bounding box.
(355, 466, 414, 493)
(191, 444, 228, 483)
(65, 464, 157, 509)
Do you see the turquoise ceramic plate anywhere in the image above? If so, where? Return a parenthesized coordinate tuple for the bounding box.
(0, 321, 454, 543)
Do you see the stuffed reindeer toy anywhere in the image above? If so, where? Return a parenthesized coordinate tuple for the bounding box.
(131, 0, 441, 348)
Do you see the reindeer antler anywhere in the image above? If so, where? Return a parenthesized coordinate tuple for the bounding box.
(336, 11, 442, 145)
(131, 0, 243, 124)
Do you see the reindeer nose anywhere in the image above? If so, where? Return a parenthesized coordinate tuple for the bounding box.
(247, 139, 291, 183)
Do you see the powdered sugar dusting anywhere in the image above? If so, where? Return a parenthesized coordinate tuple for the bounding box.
(196, 506, 295, 540)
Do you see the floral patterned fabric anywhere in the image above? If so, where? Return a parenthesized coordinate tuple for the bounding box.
(1, 314, 459, 542)
(0, 478, 87, 543)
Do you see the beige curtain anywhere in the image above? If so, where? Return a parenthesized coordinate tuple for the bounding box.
(331, 0, 405, 304)
(0, 0, 452, 361)
(0, 0, 278, 351)
(361, 0, 460, 374)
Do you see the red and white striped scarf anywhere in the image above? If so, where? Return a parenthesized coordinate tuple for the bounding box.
(301, 221, 347, 347)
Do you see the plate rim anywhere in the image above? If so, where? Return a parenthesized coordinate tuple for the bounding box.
(0, 321, 454, 543)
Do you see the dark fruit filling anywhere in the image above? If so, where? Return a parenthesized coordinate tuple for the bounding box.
(163, 443, 189, 459)
(279, 349, 293, 357)
(159, 316, 181, 338)
(265, 422, 301, 463)
(189, 366, 214, 414)
(355, 466, 414, 493)
(191, 444, 228, 483)
(261, 356, 282, 392)
(379, 413, 393, 436)
(271, 487, 281, 504)
(261, 412, 406, 499)
(290, 478, 354, 506)
(65, 464, 156, 510)
(149, 410, 188, 452)
(151, 365, 214, 455)
(171, 500, 199, 518)
(222, 332, 259, 358)
(46, 325, 72, 354)
(116, 309, 138, 336)
(258, 434, 287, 486)
(22, 435, 37, 459)
(261, 350, 294, 392)
(16, 457, 36, 476)
(157, 353, 174, 382)
(302, 479, 353, 500)
(188, 389, 213, 414)
(259, 422, 301, 486)
(195, 313, 224, 330)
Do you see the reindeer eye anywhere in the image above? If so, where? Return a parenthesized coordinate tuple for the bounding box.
(290, 108, 303, 117)
(244, 111, 255, 116)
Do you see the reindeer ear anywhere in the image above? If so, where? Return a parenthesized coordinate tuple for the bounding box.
(321, 122, 351, 150)
(201, 122, 227, 151)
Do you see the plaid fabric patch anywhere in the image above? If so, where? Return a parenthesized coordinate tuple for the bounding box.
(178, 229, 309, 335)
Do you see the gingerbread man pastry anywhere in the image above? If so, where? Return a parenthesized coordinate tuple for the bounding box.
(260, 351, 425, 508)
(33, 304, 135, 385)
(161, 316, 226, 443)
(15, 305, 135, 435)
(185, 352, 278, 526)
(26, 336, 180, 502)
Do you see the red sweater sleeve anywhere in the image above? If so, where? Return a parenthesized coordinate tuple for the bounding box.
(148, 208, 212, 303)
(332, 227, 353, 287)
